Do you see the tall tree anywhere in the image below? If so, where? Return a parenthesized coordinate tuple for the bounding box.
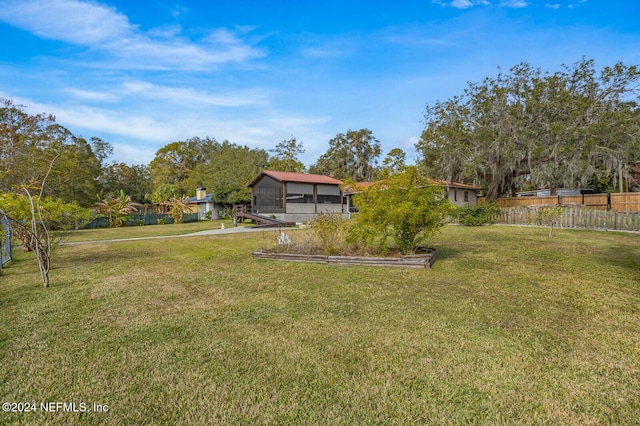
(146, 183, 181, 204)
(1, 98, 59, 192)
(189, 140, 268, 204)
(267, 137, 306, 172)
(149, 137, 211, 195)
(417, 59, 640, 199)
(381, 148, 407, 174)
(100, 162, 152, 204)
(310, 129, 381, 181)
(45, 135, 103, 206)
(0, 98, 110, 207)
(149, 138, 268, 205)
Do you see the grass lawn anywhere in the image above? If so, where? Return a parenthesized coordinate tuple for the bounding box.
(60, 219, 245, 242)
(0, 225, 638, 425)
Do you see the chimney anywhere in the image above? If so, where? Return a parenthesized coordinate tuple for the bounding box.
(196, 187, 206, 200)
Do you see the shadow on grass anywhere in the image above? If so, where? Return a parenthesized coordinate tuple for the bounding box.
(432, 246, 464, 260)
(591, 242, 640, 279)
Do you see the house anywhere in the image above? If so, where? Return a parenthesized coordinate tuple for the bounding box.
(433, 180, 481, 207)
(516, 188, 594, 197)
(344, 180, 480, 210)
(187, 187, 224, 220)
(247, 170, 344, 223)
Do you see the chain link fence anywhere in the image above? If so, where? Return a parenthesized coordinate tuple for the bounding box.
(0, 219, 12, 270)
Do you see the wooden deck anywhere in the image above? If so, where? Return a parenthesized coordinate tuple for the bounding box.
(233, 205, 295, 228)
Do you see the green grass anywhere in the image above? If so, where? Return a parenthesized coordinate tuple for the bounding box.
(59, 219, 245, 242)
(1, 226, 638, 425)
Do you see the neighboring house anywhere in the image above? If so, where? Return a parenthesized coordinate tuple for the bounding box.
(187, 187, 224, 220)
(516, 188, 594, 197)
(344, 180, 480, 210)
(342, 182, 373, 214)
(433, 180, 481, 207)
(248, 170, 344, 223)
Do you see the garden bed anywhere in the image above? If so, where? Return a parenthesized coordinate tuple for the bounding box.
(252, 247, 437, 268)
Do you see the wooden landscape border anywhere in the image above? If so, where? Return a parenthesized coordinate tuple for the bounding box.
(252, 248, 437, 268)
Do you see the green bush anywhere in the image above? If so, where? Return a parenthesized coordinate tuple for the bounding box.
(348, 167, 453, 255)
(454, 202, 501, 226)
(311, 213, 348, 255)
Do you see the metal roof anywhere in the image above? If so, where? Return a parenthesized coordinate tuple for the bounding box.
(248, 170, 343, 187)
(429, 180, 481, 190)
(344, 180, 480, 194)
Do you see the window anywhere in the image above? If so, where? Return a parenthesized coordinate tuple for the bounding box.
(317, 194, 341, 204)
(253, 176, 283, 213)
(464, 191, 469, 202)
(286, 182, 313, 204)
(454, 190, 457, 201)
(317, 184, 342, 205)
(286, 193, 314, 203)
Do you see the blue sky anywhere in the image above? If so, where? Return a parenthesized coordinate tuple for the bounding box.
(1, 0, 638, 167)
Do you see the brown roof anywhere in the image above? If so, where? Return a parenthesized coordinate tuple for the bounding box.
(248, 170, 343, 187)
(343, 182, 375, 194)
(344, 179, 480, 194)
(429, 179, 481, 190)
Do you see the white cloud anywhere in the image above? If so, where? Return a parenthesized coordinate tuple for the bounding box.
(4, 92, 332, 165)
(434, 0, 529, 8)
(450, 0, 474, 8)
(111, 143, 158, 165)
(62, 88, 119, 102)
(298, 35, 357, 59)
(119, 81, 269, 107)
(0, 0, 264, 70)
(61, 81, 269, 107)
(545, 3, 561, 9)
(169, 4, 189, 19)
(500, 0, 528, 7)
(55, 106, 178, 142)
(0, 0, 132, 44)
(6, 94, 176, 141)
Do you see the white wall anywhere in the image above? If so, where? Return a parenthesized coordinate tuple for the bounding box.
(448, 188, 478, 207)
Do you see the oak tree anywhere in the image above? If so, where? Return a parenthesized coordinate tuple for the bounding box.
(417, 58, 640, 198)
(310, 129, 381, 182)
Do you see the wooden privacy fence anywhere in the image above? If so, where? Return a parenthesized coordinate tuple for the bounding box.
(485, 192, 640, 212)
(498, 206, 640, 232)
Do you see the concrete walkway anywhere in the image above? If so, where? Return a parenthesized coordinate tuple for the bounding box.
(62, 225, 275, 245)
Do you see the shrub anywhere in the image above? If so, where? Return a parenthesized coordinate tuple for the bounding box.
(311, 213, 348, 255)
(347, 167, 453, 255)
(454, 202, 501, 226)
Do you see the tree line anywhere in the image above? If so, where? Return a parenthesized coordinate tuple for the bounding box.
(417, 58, 639, 198)
(1, 57, 638, 213)
(0, 99, 394, 209)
